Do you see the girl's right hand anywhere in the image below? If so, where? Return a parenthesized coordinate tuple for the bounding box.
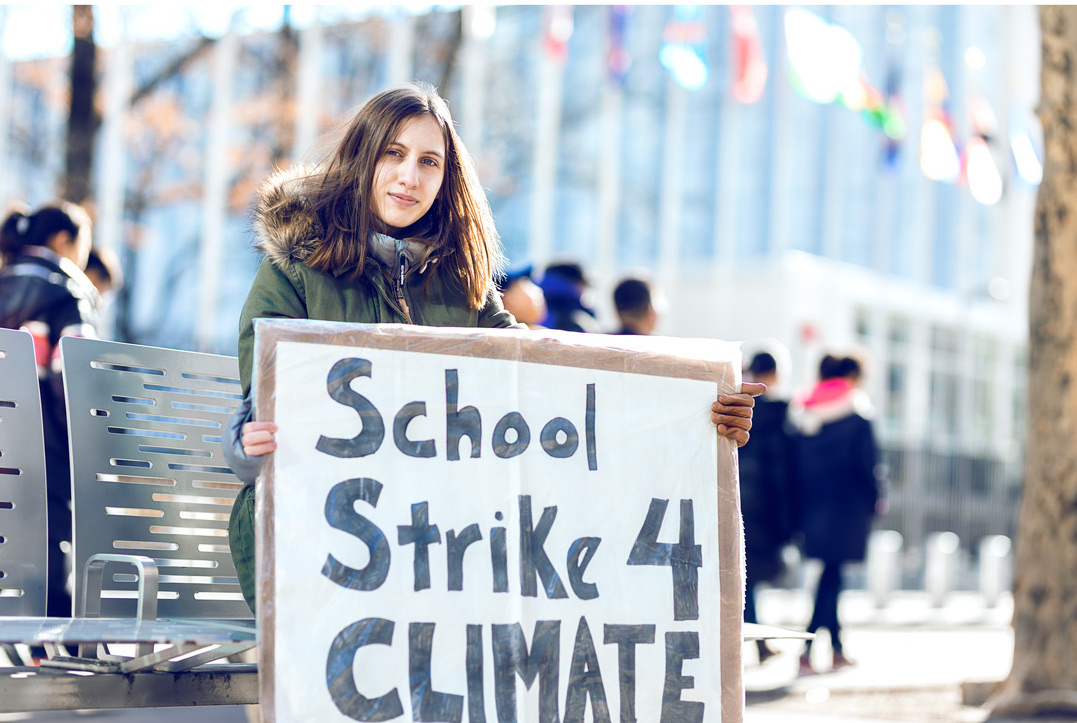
(242, 421, 278, 457)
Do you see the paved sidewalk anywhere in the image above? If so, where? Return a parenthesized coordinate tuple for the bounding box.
(742, 588, 1039, 722)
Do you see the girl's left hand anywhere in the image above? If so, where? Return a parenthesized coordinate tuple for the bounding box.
(712, 382, 766, 447)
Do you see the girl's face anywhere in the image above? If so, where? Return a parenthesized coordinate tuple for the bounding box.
(371, 114, 446, 231)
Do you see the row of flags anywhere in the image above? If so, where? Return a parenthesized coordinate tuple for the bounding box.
(538, 5, 1042, 203)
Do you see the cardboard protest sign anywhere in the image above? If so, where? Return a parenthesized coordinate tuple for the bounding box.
(254, 320, 745, 722)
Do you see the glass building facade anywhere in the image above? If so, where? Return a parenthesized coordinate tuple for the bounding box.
(0, 5, 1040, 583)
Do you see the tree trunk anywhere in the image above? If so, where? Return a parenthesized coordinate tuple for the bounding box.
(437, 9, 464, 92)
(271, 7, 298, 165)
(989, 5, 1077, 716)
(63, 5, 100, 204)
(62, 5, 216, 207)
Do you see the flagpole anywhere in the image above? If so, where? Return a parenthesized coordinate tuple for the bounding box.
(461, 6, 494, 160)
(530, 7, 570, 272)
(819, 7, 855, 262)
(913, 41, 943, 285)
(955, 8, 975, 298)
(597, 6, 628, 298)
(766, 7, 792, 260)
(0, 8, 13, 209)
(596, 83, 622, 287)
(658, 5, 707, 291)
(658, 77, 686, 288)
(386, 9, 415, 87)
(96, 6, 132, 338)
(293, 9, 323, 164)
(196, 23, 238, 353)
(874, 13, 905, 275)
(714, 77, 740, 284)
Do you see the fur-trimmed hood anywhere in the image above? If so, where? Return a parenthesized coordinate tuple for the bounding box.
(250, 164, 323, 269)
(788, 378, 874, 436)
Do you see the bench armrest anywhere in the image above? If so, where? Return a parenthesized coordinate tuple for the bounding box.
(78, 554, 159, 621)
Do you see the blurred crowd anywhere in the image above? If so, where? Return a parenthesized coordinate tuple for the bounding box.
(494, 259, 663, 336)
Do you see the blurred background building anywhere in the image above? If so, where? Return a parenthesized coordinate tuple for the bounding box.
(0, 5, 1040, 586)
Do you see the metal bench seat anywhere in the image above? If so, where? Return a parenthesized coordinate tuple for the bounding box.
(0, 328, 48, 617)
(2, 549, 256, 675)
(0, 616, 255, 649)
(0, 615, 255, 672)
(0, 334, 258, 712)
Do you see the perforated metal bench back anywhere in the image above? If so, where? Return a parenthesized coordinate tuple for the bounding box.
(0, 328, 48, 616)
(61, 337, 252, 620)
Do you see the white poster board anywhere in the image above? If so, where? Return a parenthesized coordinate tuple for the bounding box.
(254, 320, 744, 723)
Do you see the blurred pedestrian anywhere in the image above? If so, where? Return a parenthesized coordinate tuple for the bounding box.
(538, 261, 600, 332)
(496, 263, 546, 329)
(788, 352, 882, 675)
(0, 201, 97, 625)
(83, 244, 123, 299)
(738, 349, 795, 664)
(222, 82, 764, 615)
(611, 275, 660, 335)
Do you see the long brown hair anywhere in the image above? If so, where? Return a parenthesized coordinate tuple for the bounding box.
(301, 82, 503, 310)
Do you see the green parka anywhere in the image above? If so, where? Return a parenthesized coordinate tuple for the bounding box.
(228, 165, 521, 613)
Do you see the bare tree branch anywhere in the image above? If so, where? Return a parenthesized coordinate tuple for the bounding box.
(437, 9, 463, 92)
(129, 35, 216, 108)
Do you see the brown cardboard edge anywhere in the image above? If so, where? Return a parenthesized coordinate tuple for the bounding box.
(255, 329, 277, 723)
(253, 320, 744, 722)
(720, 437, 746, 722)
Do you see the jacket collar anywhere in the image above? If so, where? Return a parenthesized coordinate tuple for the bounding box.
(367, 233, 438, 275)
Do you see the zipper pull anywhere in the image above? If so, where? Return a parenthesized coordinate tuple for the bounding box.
(395, 253, 414, 323)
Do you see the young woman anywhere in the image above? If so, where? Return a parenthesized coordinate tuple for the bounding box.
(224, 82, 761, 613)
(0, 201, 97, 622)
(788, 353, 883, 674)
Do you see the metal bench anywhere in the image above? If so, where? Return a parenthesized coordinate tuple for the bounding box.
(0, 335, 258, 712)
(0, 328, 48, 619)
